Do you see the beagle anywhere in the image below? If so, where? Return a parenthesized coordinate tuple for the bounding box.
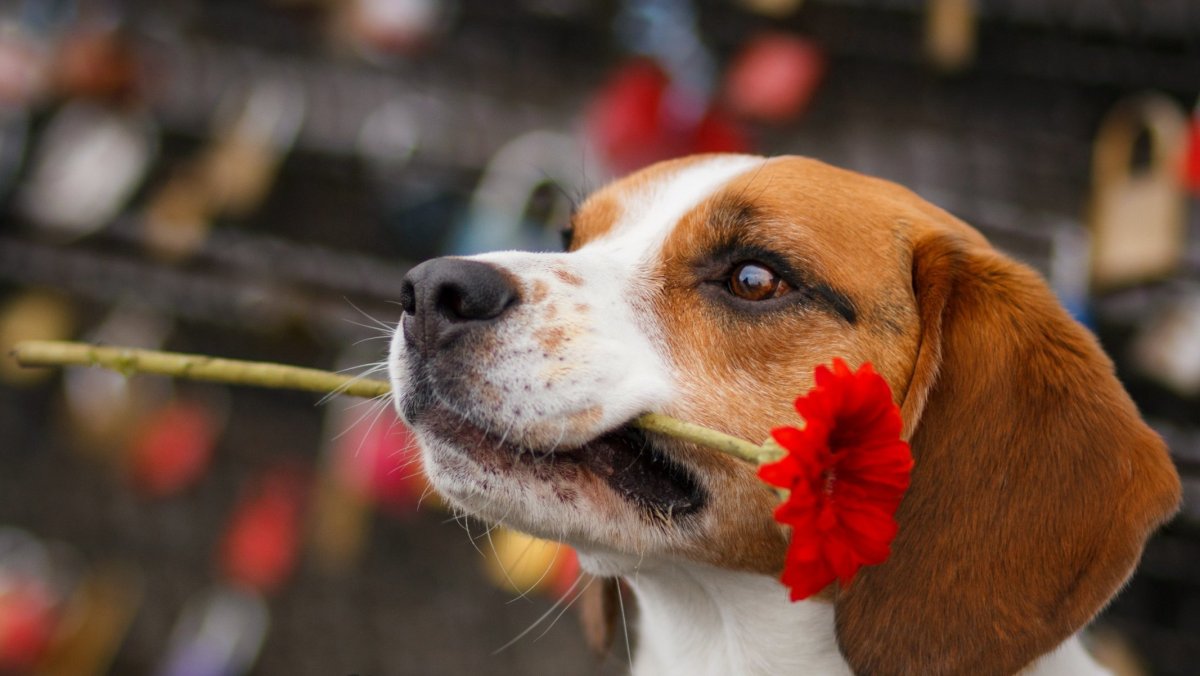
(389, 155, 1181, 675)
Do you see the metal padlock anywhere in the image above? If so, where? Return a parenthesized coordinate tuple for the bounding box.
(1088, 93, 1188, 290)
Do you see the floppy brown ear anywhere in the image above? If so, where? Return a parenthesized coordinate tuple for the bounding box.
(834, 232, 1181, 675)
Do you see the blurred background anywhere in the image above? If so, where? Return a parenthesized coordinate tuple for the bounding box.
(0, 0, 1197, 674)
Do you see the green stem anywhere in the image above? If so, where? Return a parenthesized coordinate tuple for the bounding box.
(10, 340, 390, 399)
(10, 340, 781, 464)
(633, 412, 777, 464)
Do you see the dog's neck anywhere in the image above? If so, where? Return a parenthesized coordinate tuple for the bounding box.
(622, 561, 852, 676)
(611, 560, 1111, 676)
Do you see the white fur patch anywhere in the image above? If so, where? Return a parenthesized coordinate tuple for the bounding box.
(588, 154, 767, 258)
(623, 561, 851, 676)
(612, 557, 1106, 676)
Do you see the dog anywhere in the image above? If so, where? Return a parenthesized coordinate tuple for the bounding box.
(389, 155, 1181, 675)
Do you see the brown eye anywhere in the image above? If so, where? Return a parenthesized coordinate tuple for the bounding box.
(729, 262, 789, 301)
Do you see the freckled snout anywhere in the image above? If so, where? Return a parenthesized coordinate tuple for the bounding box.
(400, 257, 519, 351)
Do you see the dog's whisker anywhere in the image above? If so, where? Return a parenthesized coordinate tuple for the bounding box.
(496, 530, 540, 577)
(459, 515, 486, 557)
(471, 514, 506, 545)
(332, 360, 389, 376)
(415, 483, 438, 510)
(615, 576, 633, 667)
(341, 318, 398, 339)
(316, 368, 390, 407)
(352, 334, 394, 346)
(533, 573, 596, 643)
(342, 297, 399, 333)
(332, 395, 393, 450)
(485, 528, 527, 598)
(492, 573, 590, 655)
(504, 537, 567, 605)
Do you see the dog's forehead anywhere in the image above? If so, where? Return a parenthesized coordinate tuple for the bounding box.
(576, 155, 922, 261)
(573, 154, 766, 254)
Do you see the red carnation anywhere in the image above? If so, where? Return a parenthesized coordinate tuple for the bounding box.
(758, 358, 913, 601)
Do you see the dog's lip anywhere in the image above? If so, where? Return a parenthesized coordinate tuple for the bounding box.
(417, 406, 707, 519)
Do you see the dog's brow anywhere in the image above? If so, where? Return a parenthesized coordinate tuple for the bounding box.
(810, 282, 857, 324)
(708, 195, 759, 232)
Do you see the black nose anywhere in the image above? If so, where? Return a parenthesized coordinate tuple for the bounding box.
(400, 257, 519, 350)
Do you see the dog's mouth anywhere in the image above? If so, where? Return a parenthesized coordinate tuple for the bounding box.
(564, 424, 706, 518)
(419, 407, 706, 519)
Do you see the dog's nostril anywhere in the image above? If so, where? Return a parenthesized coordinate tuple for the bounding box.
(436, 285, 469, 320)
(399, 280, 416, 315)
(435, 278, 515, 322)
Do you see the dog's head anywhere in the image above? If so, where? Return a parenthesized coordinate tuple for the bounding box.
(390, 155, 1180, 674)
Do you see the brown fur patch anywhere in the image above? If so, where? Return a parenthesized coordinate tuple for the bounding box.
(537, 325, 568, 352)
(552, 267, 584, 286)
(566, 405, 603, 437)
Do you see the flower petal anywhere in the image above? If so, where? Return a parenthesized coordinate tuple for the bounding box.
(769, 359, 914, 601)
(780, 553, 836, 601)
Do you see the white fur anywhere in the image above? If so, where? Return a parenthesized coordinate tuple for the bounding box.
(619, 560, 1107, 676)
(624, 562, 851, 676)
(576, 551, 1107, 676)
(1025, 636, 1113, 676)
(594, 154, 766, 258)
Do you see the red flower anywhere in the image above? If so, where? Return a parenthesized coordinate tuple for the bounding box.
(758, 358, 913, 601)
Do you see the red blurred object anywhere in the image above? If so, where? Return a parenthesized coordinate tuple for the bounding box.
(551, 547, 580, 599)
(724, 33, 825, 123)
(219, 468, 307, 595)
(55, 28, 140, 103)
(335, 406, 427, 516)
(587, 60, 749, 174)
(1183, 116, 1200, 194)
(0, 585, 56, 672)
(129, 401, 219, 497)
(0, 33, 45, 106)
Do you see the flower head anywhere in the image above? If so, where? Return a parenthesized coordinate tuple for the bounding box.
(758, 358, 913, 601)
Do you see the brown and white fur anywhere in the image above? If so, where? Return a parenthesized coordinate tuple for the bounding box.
(389, 155, 1181, 675)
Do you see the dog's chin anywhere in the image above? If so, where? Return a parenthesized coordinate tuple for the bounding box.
(408, 402, 708, 548)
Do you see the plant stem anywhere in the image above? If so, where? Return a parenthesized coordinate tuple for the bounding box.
(11, 340, 390, 399)
(10, 340, 781, 464)
(633, 412, 775, 464)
